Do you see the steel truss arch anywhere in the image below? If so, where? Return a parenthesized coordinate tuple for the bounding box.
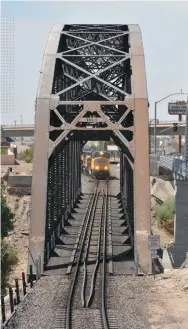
(28, 24, 151, 274)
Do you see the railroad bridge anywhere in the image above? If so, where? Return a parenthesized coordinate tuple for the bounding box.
(28, 24, 151, 274)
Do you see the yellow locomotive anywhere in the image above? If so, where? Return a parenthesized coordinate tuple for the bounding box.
(82, 151, 110, 179)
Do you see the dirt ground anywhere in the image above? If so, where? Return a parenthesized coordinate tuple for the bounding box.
(1, 161, 32, 283)
(1, 160, 32, 177)
(3, 191, 31, 283)
(148, 269, 188, 329)
(150, 176, 174, 248)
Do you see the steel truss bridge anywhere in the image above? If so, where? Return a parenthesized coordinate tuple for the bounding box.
(28, 24, 151, 274)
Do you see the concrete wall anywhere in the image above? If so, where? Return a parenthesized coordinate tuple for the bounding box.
(151, 177, 174, 202)
(7, 175, 32, 187)
(1, 155, 15, 165)
(8, 149, 14, 155)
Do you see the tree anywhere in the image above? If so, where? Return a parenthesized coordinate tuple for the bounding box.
(154, 196, 175, 234)
(1, 186, 14, 238)
(1, 184, 18, 295)
(1, 241, 18, 295)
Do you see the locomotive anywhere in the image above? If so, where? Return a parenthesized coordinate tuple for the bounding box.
(81, 151, 110, 179)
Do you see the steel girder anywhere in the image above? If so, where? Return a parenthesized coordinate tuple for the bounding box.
(120, 151, 134, 246)
(28, 24, 151, 274)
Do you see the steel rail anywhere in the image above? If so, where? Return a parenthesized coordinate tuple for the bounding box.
(66, 189, 96, 275)
(86, 189, 105, 307)
(81, 190, 100, 307)
(101, 181, 109, 329)
(108, 191, 113, 275)
(65, 183, 99, 329)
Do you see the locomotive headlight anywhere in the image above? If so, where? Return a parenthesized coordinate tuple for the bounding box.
(104, 166, 108, 170)
(95, 166, 99, 170)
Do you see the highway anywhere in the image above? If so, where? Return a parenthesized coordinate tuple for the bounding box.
(1, 121, 186, 137)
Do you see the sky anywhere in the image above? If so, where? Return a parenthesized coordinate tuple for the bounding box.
(1, 0, 188, 124)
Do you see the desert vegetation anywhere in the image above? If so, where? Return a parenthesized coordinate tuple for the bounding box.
(1, 184, 18, 295)
(17, 147, 33, 163)
(154, 196, 175, 234)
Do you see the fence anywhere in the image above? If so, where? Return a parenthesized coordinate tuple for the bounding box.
(173, 158, 188, 178)
(159, 156, 173, 171)
(159, 156, 188, 179)
(1, 255, 42, 328)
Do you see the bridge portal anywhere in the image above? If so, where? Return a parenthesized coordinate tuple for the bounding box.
(28, 24, 151, 274)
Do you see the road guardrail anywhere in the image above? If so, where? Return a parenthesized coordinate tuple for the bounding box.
(159, 155, 188, 178)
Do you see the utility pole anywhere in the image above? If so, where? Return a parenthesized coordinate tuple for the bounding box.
(21, 114, 23, 144)
(154, 102, 157, 154)
(154, 92, 188, 154)
(178, 114, 182, 153)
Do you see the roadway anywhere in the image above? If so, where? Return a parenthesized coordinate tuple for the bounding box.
(1, 121, 186, 137)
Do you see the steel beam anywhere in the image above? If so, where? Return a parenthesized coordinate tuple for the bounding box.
(129, 25, 151, 273)
(28, 24, 64, 272)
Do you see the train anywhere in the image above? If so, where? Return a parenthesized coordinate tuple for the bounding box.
(81, 151, 110, 179)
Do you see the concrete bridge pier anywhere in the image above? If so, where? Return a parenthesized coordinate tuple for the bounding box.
(166, 178, 188, 268)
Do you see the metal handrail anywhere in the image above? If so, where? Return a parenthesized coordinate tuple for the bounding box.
(159, 155, 188, 178)
(150, 121, 186, 126)
(173, 158, 188, 178)
(2, 125, 34, 128)
(2, 120, 186, 129)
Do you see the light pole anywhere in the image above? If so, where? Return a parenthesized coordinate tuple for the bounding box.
(149, 118, 159, 154)
(149, 119, 155, 154)
(20, 114, 23, 144)
(154, 92, 188, 154)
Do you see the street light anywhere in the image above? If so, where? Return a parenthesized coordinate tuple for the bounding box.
(149, 118, 159, 153)
(154, 92, 188, 154)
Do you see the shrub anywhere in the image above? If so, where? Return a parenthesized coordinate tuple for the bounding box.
(155, 196, 175, 227)
(1, 241, 18, 295)
(0, 147, 8, 154)
(1, 185, 18, 295)
(18, 148, 33, 163)
(1, 185, 14, 239)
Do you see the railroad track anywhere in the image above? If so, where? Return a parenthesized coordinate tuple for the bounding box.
(55, 180, 114, 329)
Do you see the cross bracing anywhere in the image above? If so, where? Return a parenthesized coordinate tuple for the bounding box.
(28, 24, 151, 275)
